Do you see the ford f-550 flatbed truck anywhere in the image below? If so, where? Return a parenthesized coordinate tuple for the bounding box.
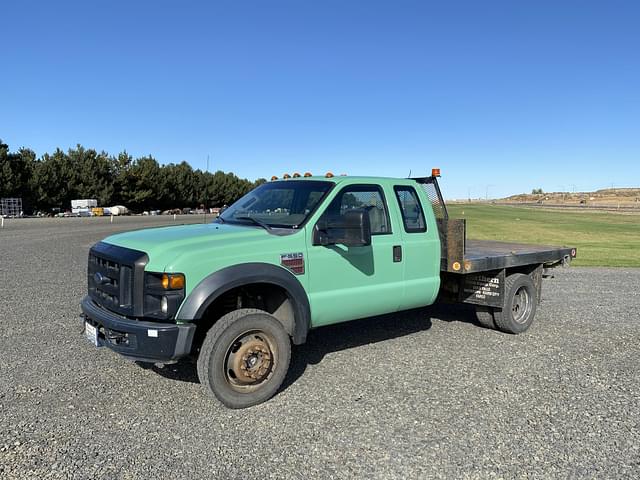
(81, 170, 576, 408)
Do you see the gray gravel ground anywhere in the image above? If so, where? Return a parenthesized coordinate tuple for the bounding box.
(1, 216, 639, 479)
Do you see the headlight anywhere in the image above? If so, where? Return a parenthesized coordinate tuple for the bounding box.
(144, 272, 186, 320)
(160, 296, 168, 314)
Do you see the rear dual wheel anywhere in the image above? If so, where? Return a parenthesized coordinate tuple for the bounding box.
(197, 308, 291, 409)
(475, 273, 538, 334)
(475, 308, 496, 329)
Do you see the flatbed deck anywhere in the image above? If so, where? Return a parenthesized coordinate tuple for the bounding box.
(412, 174, 577, 275)
(460, 240, 575, 273)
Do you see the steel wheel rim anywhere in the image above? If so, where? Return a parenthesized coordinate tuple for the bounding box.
(512, 286, 532, 324)
(223, 330, 277, 392)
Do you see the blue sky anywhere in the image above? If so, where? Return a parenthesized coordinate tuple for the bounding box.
(1, 0, 639, 199)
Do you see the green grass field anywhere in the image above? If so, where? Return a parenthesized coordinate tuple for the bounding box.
(447, 204, 640, 267)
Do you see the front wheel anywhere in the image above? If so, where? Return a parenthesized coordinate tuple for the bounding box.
(492, 273, 538, 334)
(196, 308, 291, 409)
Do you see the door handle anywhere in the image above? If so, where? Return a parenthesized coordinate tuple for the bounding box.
(393, 245, 402, 262)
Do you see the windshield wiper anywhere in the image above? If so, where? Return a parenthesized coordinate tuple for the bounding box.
(235, 216, 272, 231)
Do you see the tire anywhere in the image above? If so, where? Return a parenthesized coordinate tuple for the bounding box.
(196, 308, 291, 409)
(493, 273, 538, 334)
(474, 307, 496, 329)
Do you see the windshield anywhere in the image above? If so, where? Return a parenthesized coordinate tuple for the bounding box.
(219, 180, 333, 229)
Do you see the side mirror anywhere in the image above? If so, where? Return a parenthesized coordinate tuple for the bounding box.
(313, 209, 372, 247)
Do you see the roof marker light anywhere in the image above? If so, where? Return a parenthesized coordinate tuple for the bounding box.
(432, 168, 441, 177)
(271, 175, 278, 181)
(325, 172, 334, 178)
(293, 172, 301, 178)
(304, 172, 313, 177)
(283, 173, 291, 179)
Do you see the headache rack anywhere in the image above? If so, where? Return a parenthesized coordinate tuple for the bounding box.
(412, 174, 467, 273)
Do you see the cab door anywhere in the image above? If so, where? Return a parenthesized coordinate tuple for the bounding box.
(305, 183, 404, 327)
(392, 184, 441, 309)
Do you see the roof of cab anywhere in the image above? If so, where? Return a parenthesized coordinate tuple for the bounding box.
(272, 175, 418, 185)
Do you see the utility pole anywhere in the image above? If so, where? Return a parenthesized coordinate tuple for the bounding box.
(558, 185, 566, 202)
(485, 185, 495, 201)
(204, 154, 210, 223)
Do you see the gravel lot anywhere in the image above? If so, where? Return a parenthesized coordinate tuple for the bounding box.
(1, 217, 639, 479)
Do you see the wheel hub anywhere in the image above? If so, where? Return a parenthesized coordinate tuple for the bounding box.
(512, 286, 531, 324)
(229, 337, 273, 384)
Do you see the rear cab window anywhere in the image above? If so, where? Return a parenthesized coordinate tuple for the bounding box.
(394, 185, 427, 233)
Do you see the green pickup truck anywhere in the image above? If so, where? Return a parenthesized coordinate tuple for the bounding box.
(81, 171, 576, 408)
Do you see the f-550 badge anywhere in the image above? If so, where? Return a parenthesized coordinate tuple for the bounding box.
(280, 252, 305, 275)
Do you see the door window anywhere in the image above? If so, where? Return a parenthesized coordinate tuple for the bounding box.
(320, 185, 391, 235)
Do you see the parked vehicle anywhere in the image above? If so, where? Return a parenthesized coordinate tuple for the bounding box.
(71, 199, 97, 216)
(81, 170, 576, 408)
(108, 205, 129, 216)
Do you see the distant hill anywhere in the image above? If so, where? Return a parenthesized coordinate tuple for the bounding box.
(502, 187, 640, 207)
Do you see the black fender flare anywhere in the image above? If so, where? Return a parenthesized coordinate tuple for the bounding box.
(176, 263, 311, 345)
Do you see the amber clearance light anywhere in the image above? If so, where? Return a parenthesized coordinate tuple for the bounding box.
(162, 273, 185, 290)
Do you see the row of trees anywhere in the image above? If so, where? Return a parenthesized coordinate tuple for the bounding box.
(0, 140, 265, 213)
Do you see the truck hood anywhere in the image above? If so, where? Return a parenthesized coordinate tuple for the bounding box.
(102, 222, 272, 269)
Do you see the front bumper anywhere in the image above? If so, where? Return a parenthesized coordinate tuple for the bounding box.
(81, 296, 195, 363)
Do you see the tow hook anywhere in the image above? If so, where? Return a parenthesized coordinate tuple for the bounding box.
(105, 330, 129, 346)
